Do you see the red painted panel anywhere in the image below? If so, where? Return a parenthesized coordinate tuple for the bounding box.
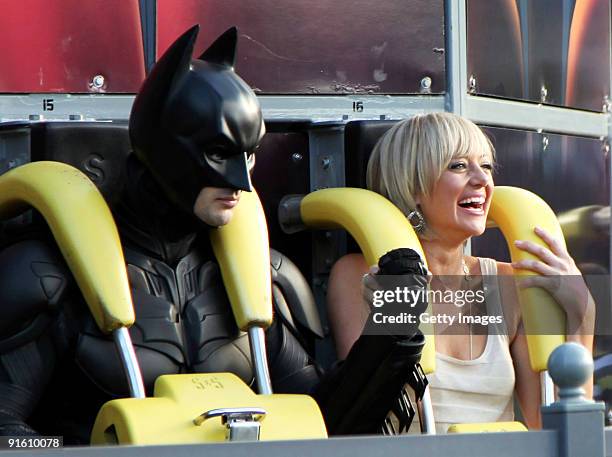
(468, 0, 610, 112)
(566, 0, 611, 111)
(474, 126, 609, 268)
(157, 0, 446, 94)
(0, 0, 145, 93)
(467, 0, 524, 100)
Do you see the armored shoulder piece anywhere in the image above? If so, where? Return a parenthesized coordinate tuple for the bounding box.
(270, 249, 323, 339)
(0, 239, 68, 351)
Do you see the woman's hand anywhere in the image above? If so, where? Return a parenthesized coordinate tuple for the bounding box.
(362, 258, 430, 342)
(511, 226, 594, 334)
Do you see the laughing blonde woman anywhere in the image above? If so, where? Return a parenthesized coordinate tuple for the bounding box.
(327, 112, 594, 433)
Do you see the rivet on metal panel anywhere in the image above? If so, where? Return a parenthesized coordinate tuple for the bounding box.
(420, 76, 432, 93)
(291, 153, 303, 163)
(321, 157, 332, 170)
(603, 95, 611, 113)
(90, 75, 106, 92)
(69, 114, 84, 121)
(28, 114, 41, 121)
(542, 135, 549, 151)
(540, 85, 548, 103)
(468, 75, 477, 94)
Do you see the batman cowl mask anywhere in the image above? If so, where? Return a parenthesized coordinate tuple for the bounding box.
(129, 25, 265, 214)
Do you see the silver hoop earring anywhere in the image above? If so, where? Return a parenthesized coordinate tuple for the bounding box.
(407, 208, 426, 233)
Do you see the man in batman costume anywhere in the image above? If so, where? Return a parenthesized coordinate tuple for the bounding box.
(0, 26, 323, 443)
(0, 25, 426, 442)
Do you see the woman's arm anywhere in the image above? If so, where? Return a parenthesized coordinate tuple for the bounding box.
(327, 253, 370, 360)
(512, 227, 595, 398)
(510, 324, 543, 428)
(498, 261, 543, 428)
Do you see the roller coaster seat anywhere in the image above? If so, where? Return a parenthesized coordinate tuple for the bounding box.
(0, 120, 329, 443)
(0, 121, 131, 206)
(344, 120, 399, 190)
(341, 119, 537, 434)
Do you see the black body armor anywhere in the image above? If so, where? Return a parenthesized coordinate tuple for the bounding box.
(0, 157, 322, 443)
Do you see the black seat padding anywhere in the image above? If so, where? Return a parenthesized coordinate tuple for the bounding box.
(0, 121, 131, 236)
(344, 120, 398, 188)
(29, 121, 131, 208)
(344, 120, 399, 254)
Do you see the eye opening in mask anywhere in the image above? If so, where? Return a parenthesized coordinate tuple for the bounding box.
(203, 147, 226, 164)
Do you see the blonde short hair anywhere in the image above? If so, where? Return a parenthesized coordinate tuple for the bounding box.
(366, 112, 495, 218)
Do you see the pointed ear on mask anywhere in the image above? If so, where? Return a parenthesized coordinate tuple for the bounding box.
(159, 24, 199, 75)
(164, 24, 199, 87)
(137, 24, 199, 105)
(130, 24, 199, 152)
(198, 27, 238, 68)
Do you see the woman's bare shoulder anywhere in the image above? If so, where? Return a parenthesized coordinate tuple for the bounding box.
(487, 260, 521, 340)
(471, 256, 513, 275)
(327, 253, 371, 359)
(495, 261, 514, 275)
(330, 253, 369, 277)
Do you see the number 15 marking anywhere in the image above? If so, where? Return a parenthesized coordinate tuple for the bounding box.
(42, 99, 54, 111)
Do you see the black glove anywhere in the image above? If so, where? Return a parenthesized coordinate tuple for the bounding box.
(313, 248, 428, 435)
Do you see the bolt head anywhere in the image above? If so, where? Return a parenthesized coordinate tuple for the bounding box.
(603, 96, 611, 113)
(92, 75, 105, 89)
(468, 75, 477, 93)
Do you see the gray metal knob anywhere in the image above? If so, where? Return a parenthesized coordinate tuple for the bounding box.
(548, 342, 593, 402)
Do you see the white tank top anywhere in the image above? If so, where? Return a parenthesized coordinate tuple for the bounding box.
(407, 257, 515, 434)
